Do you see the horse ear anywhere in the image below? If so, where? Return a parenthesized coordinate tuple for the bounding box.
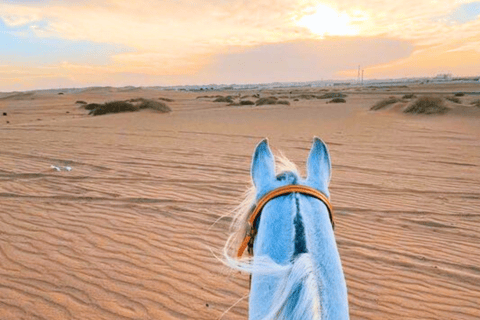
(306, 137, 331, 189)
(251, 139, 276, 189)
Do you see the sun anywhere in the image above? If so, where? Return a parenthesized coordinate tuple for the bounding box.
(296, 4, 359, 37)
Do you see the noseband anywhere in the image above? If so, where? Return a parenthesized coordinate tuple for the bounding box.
(237, 185, 335, 258)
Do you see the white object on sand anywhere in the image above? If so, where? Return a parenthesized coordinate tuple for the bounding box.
(50, 165, 72, 172)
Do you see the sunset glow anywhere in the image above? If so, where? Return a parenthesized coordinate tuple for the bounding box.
(296, 4, 359, 37)
(0, 0, 479, 91)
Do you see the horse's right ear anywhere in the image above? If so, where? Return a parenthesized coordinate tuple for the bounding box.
(251, 139, 276, 190)
(306, 137, 331, 193)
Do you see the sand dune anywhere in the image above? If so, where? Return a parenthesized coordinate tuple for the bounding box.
(1, 83, 479, 319)
(0, 92, 36, 101)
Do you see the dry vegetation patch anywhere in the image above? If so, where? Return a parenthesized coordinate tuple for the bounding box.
(471, 99, 480, 108)
(370, 97, 400, 110)
(213, 96, 234, 103)
(89, 101, 137, 116)
(83, 99, 171, 116)
(253, 97, 290, 106)
(290, 92, 346, 100)
(402, 94, 416, 99)
(404, 96, 449, 115)
(293, 94, 318, 100)
(158, 97, 174, 102)
(318, 92, 347, 99)
(446, 96, 461, 103)
(328, 98, 346, 103)
(84, 103, 102, 111)
(137, 99, 171, 112)
(228, 100, 255, 106)
(255, 97, 278, 106)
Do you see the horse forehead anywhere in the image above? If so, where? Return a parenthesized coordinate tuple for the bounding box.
(276, 171, 300, 183)
(254, 171, 305, 201)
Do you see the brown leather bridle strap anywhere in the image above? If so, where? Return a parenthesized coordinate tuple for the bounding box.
(236, 185, 334, 258)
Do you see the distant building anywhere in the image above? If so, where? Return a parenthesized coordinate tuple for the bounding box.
(434, 73, 452, 80)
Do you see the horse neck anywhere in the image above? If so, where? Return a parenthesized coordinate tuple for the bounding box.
(249, 194, 349, 320)
(302, 195, 349, 319)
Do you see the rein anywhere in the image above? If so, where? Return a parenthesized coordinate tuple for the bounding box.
(236, 185, 334, 258)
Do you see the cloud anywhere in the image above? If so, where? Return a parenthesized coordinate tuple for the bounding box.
(0, 19, 132, 66)
(438, 1, 480, 24)
(195, 38, 414, 84)
(339, 44, 480, 78)
(0, 0, 479, 90)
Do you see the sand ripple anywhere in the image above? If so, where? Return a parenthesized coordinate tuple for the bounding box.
(1, 90, 479, 319)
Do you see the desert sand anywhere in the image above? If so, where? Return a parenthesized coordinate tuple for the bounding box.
(0, 83, 479, 319)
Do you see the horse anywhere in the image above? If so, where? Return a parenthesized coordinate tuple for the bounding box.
(223, 137, 349, 320)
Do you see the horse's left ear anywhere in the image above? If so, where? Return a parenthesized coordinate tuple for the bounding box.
(251, 139, 276, 190)
(306, 137, 331, 191)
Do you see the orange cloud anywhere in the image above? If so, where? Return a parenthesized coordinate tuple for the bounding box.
(0, 0, 479, 90)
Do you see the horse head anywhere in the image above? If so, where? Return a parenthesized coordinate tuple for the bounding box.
(225, 137, 349, 320)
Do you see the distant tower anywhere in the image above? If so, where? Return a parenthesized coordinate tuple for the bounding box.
(361, 69, 364, 85)
(357, 65, 360, 83)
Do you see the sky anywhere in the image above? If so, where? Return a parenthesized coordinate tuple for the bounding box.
(1, 0, 480, 91)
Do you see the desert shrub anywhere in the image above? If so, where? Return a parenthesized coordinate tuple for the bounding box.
(404, 96, 449, 115)
(83, 103, 102, 110)
(454, 92, 465, 97)
(402, 94, 416, 99)
(213, 96, 234, 103)
(294, 94, 318, 100)
(318, 92, 347, 99)
(159, 97, 174, 102)
(293, 99, 299, 101)
(370, 97, 400, 110)
(276, 100, 290, 105)
(255, 97, 278, 106)
(471, 99, 480, 107)
(196, 95, 223, 99)
(89, 101, 137, 116)
(278, 95, 289, 99)
(85, 99, 171, 116)
(75, 100, 87, 104)
(446, 96, 461, 103)
(239, 100, 254, 105)
(138, 99, 171, 112)
(329, 98, 346, 103)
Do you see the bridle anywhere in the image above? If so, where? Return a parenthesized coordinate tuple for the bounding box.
(236, 184, 335, 258)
